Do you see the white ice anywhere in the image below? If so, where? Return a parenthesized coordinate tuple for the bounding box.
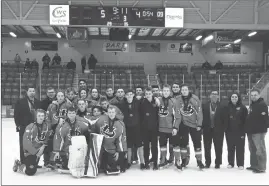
(2, 118, 269, 185)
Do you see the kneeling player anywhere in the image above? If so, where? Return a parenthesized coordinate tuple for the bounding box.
(13, 109, 51, 176)
(50, 107, 88, 171)
(157, 85, 182, 170)
(95, 106, 127, 175)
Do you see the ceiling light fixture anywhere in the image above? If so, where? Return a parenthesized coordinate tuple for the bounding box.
(9, 32, 17, 37)
(234, 39, 241, 44)
(56, 33, 61, 38)
(195, 35, 202, 40)
(128, 35, 132, 39)
(248, 31, 257, 37)
(205, 34, 213, 41)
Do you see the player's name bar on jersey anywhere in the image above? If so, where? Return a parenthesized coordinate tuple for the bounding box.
(50, 5, 184, 28)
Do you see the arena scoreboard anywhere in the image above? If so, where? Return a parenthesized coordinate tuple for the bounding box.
(69, 6, 166, 27)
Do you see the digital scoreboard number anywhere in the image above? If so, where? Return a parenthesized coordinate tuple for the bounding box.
(97, 7, 129, 26)
(129, 8, 165, 27)
(69, 6, 165, 27)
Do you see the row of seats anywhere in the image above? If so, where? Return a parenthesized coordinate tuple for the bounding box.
(40, 69, 75, 98)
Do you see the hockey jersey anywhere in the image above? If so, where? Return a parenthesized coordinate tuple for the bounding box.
(93, 115, 127, 154)
(158, 97, 181, 133)
(47, 101, 72, 126)
(53, 116, 89, 153)
(23, 122, 51, 157)
(176, 93, 203, 128)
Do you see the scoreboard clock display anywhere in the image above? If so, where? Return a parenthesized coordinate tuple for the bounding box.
(69, 6, 165, 27)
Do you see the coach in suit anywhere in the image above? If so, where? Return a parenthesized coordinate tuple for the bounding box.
(14, 87, 41, 164)
(202, 90, 224, 169)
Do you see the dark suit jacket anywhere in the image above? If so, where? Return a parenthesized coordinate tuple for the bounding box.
(202, 101, 222, 132)
(14, 97, 41, 130)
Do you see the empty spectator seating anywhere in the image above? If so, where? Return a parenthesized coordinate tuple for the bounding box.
(2, 63, 38, 105)
(40, 68, 75, 99)
(192, 64, 263, 102)
(78, 63, 146, 95)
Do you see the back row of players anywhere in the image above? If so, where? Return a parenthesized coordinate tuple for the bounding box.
(13, 81, 268, 176)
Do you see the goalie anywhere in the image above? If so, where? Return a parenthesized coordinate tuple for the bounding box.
(49, 106, 89, 171)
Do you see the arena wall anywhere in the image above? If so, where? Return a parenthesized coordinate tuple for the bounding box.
(2, 38, 263, 74)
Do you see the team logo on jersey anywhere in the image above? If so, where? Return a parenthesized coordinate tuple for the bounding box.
(100, 124, 116, 138)
(35, 131, 46, 143)
(73, 127, 82, 136)
(180, 104, 195, 116)
(159, 106, 169, 117)
(59, 109, 67, 117)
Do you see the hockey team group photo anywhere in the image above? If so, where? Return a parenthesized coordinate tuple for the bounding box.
(1, 0, 269, 185)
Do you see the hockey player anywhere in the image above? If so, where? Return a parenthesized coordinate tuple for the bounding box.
(157, 85, 182, 170)
(140, 87, 159, 170)
(51, 107, 89, 171)
(88, 88, 103, 108)
(177, 84, 205, 170)
(77, 99, 92, 117)
(45, 90, 72, 166)
(65, 87, 77, 108)
(100, 97, 124, 121)
(172, 82, 191, 166)
(47, 90, 72, 131)
(118, 89, 145, 170)
(110, 88, 125, 106)
(94, 106, 127, 174)
(13, 109, 51, 176)
(105, 87, 115, 102)
(152, 85, 160, 97)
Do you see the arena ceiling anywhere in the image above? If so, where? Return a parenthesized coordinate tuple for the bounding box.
(1, 0, 269, 41)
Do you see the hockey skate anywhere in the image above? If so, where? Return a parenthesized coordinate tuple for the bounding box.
(175, 162, 183, 171)
(167, 157, 174, 165)
(13, 159, 21, 172)
(180, 159, 187, 170)
(158, 160, 169, 170)
(197, 160, 205, 170)
(185, 156, 190, 166)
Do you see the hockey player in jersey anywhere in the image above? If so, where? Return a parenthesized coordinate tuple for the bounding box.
(47, 90, 72, 131)
(94, 106, 127, 174)
(13, 109, 51, 176)
(46, 90, 72, 166)
(157, 85, 182, 170)
(51, 107, 89, 171)
(118, 89, 146, 170)
(172, 82, 191, 166)
(177, 84, 205, 170)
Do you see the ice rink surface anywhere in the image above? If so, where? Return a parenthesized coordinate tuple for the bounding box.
(2, 118, 269, 185)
